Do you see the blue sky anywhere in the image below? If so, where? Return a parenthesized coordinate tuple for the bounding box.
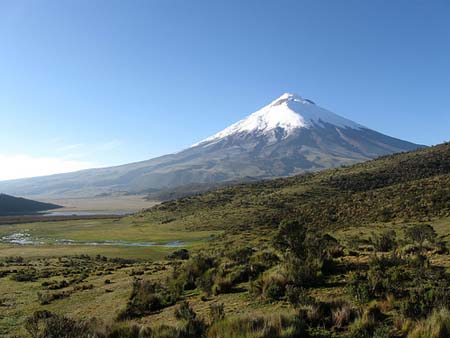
(0, 0, 449, 180)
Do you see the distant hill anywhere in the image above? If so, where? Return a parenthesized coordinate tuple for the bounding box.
(0, 194, 61, 216)
(0, 93, 423, 198)
(144, 178, 259, 201)
(136, 142, 450, 235)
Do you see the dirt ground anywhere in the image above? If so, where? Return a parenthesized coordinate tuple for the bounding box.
(39, 195, 160, 212)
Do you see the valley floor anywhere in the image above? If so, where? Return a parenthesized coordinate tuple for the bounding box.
(38, 195, 160, 212)
(1, 215, 450, 337)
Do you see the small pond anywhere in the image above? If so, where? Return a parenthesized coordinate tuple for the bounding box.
(0, 232, 183, 247)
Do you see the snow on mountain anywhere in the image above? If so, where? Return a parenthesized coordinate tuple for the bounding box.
(193, 93, 364, 147)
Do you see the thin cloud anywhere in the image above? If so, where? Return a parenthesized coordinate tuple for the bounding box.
(0, 154, 94, 181)
(95, 139, 123, 151)
(0, 139, 123, 181)
(55, 140, 123, 159)
(56, 143, 86, 152)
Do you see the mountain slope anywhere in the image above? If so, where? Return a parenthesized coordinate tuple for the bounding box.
(0, 193, 61, 215)
(0, 93, 424, 197)
(135, 142, 450, 237)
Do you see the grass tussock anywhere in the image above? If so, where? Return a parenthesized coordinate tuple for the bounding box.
(408, 308, 450, 338)
(207, 312, 306, 338)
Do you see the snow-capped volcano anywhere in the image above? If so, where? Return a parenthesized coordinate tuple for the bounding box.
(0, 93, 425, 198)
(193, 93, 363, 146)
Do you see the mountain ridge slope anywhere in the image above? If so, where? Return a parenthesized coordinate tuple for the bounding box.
(0, 193, 61, 215)
(136, 142, 450, 237)
(0, 93, 424, 197)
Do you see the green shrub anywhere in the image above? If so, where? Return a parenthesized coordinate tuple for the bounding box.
(212, 275, 233, 295)
(285, 285, 315, 307)
(4, 256, 25, 264)
(265, 281, 285, 301)
(331, 302, 355, 329)
(366, 253, 409, 298)
(299, 299, 352, 329)
(175, 254, 216, 291)
(226, 265, 251, 284)
(226, 246, 254, 265)
(348, 304, 387, 338)
(174, 301, 206, 338)
(207, 312, 307, 338)
(274, 220, 335, 287)
(405, 224, 437, 249)
(347, 273, 371, 303)
(37, 290, 71, 305)
(249, 250, 279, 272)
(46, 279, 70, 290)
(209, 303, 225, 324)
(256, 270, 288, 301)
(117, 279, 177, 320)
(273, 219, 307, 258)
(371, 230, 397, 252)
(168, 249, 190, 260)
(284, 254, 322, 287)
(24, 311, 92, 338)
(143, 325, 182, 338)
(73, 283, 94, 291)
(400, 287, 450, 319)
(196, 268, 215, 296)
(25, 310, 157, 338)
(104, 323, 141, 338)
(407, 308, 450, 338)
(11, 268, 37, 282)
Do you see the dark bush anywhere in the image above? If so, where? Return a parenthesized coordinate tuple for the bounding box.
(285, 285, 315, 307)
(405, 224, 437, 249)
(46, 280, 69, 290)
(371, 230, 397, 252)
(4, 256, 25, 264)
(400, 287, 450, 319)
(208, 303, 225, 324)
(285, 255, 322, 287)
(168, 249, 190, 260)
(265, 281, 285, 301)
(227, 265, 252, 284)
(274, 220, 340, 288)
(174, 254, 216, 291)
(174, 301, 206, 338)
(37, 291, 71, 305)
(249, 250, 279, 273)
(196, 268, 215, 296)
(117, 279, 177, 320)
(11, 268, 37, 282)
(106, 324, 141, 338)
(212, 275, 233, 295)
(226, 246, 254, 265)
(347, 273, 371, 303)
(24, 311, 92, 338)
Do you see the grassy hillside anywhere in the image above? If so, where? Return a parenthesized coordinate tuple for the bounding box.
(139, 142, 450, 235)
(0, 194, 61, 216)
(143, 178, 258, 202)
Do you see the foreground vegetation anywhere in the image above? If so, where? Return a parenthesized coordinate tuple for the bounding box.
(1, 143, 450, 337)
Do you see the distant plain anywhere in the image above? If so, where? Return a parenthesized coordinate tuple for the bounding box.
(39, 194, 159, 212)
